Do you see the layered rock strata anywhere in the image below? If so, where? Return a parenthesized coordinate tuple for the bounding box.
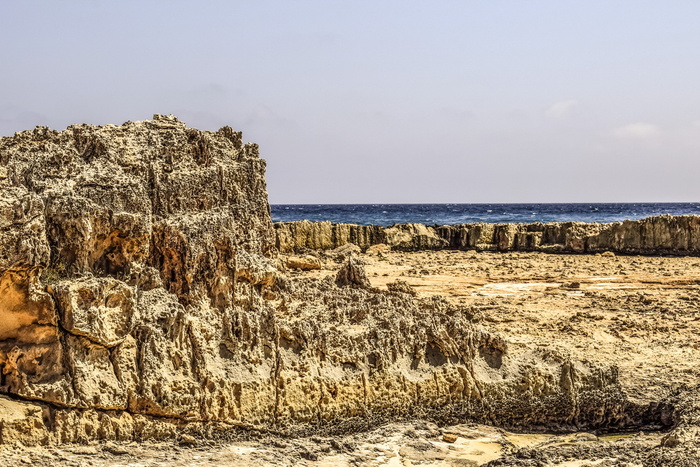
(0, 117, 668, 445)
(275, 216, 700, 255)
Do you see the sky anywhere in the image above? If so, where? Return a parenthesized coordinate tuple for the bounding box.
(1, 1, 699, 203)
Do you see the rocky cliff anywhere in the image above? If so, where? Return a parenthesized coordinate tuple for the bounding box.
(0, 117, 668, 445)
(276, 215, 700, 255)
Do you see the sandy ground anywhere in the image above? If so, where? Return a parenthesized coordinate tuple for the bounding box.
(4, 250, 699, 466)
(355, 250, 700, 405)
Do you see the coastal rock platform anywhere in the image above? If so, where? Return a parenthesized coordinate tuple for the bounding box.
(1, 117, 698, 465)
(275, 215, 700, 256)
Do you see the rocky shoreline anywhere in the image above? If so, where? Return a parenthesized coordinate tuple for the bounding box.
(275, 215, 700, 256)
(1, 117, 699, 465)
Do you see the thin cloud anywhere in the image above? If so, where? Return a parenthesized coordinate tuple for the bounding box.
(545, 99, 578, 119)
(612, 122, 661, 139)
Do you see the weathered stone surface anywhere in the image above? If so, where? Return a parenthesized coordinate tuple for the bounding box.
(275, 220, 385, 252)
(0, 116, 664, 446)
(65, 334, 126, 410)
(385, 223, 449, 251)
(366, 243, 390, 256)
(335, 255, 371, 288)
(0, 116, 276, 441)
(284, 255, 322, 271)
(0, 396, 49, 445)
(276, 215, 700, 255)
(329, 242, 361, 261)
(0, 187, 49, 270)
(52, 277, 136, 347)
(387, 279, 417, 296)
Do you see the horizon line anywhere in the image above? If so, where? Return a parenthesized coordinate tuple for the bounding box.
(270, 201, 700, 206)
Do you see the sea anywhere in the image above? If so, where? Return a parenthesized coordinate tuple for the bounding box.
(271, 203, 700, 227)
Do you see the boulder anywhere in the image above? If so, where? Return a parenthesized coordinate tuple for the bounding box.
(330, 243, 361, 261)
(285, 255, 322, 270)
(387, 279, 417, 296)
(335, 255, 371, 288)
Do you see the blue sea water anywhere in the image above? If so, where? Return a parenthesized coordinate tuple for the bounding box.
(271, 203, 700, 227)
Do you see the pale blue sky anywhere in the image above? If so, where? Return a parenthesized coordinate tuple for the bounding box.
(2, 1, 699, 203)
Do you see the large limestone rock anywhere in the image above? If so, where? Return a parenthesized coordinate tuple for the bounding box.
(0, 116, 662, 445)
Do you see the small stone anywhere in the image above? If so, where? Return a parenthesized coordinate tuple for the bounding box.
(442, 433, 458, 443)
(366, 243, 391, 256)
(179, 434, 198, 446)
(299, 449, 319, 461)
(331, 243, 362, 261)
(67, 446, 98, 455)
(103, 441, 130, 455)
(572, 432, 598, 442)
(387, 279, 417, 296)
(285, 255, 322, 270)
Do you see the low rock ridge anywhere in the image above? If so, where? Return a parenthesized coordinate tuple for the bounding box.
(275, 215, 700, 255)
(0, 117, 672, 445)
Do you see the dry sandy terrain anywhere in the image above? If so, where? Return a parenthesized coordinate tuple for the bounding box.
(357, 250, 700, 406)
(3, 250, 699, 466)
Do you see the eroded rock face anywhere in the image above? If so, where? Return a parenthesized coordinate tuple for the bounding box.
(0, 116, 661, 445)
(335, 255, 371, 288)
(52, 278, 136, 347)
(276, 216, 700, 255)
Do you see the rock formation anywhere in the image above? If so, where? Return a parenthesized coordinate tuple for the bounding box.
(284, 255, 322, 271)
(0, 116, 671, 445)
(335, 255, 371, 288)
(387, 279, 417, 296)
(275, 215, 700, 255)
